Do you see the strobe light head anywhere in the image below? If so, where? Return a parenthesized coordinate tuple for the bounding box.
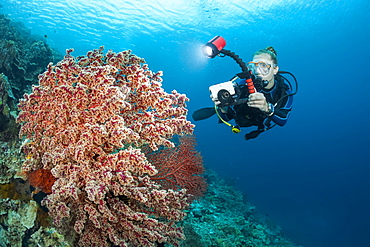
(202, 36, 226, 58)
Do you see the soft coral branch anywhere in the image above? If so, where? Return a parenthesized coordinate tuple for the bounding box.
(145, 135, 207, 199)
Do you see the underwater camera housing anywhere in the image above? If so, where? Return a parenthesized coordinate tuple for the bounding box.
(209, 73, 265, 107)
(209, 80, 245, 107)
(209, 81, 236, 106)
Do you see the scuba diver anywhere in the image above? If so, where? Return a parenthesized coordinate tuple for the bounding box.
(193, 38, 297, 140)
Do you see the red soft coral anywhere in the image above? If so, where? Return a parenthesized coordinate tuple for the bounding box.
(145, 135, 207, 200)
(27, 168, 56, 194)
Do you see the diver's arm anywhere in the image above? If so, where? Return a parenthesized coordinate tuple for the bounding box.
(219, 106, 228, 114)
(269, 89, 293, 126)
(216, 106, 235, 121)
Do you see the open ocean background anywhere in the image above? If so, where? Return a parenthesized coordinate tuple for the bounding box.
(1, 0, 370, 246)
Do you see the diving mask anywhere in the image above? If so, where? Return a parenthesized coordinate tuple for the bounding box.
(247, 61, 272, 76)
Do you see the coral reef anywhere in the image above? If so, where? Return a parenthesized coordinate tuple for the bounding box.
(0, 73, 16, 115)
(0, 14, 67, 245)
(0, 74, 19, 141)
(0, 138, 67, 247)
(181, 170, 303, 247)
(0, 140, 24, 184)
(17, 47, 195, 246)
(27, 227, 70, 247)
(0, 198, 38, 247)
(0, 14, 63, 100)
(0, 197, 68, 247)
(0, 13, 63, 142)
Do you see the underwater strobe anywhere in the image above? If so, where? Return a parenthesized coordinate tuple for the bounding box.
(202, 36, 227, 58)
(202, 36, 256, 95)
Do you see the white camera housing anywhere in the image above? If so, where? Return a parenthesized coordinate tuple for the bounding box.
(209, 81, 236, 105)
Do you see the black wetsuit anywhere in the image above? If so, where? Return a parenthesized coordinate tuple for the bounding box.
(219, 74, 293, 131)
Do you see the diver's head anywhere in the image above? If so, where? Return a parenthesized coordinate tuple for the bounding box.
(247, 46, 279, 89)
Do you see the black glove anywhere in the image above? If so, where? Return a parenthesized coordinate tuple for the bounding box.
(244, 130, 263, 140)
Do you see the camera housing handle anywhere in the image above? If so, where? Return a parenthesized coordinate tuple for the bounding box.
(236, 71, 256, 94)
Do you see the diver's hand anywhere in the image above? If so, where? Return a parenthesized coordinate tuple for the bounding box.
(247, 93, 269, 112)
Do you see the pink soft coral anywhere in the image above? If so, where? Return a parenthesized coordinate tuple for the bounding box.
(17, 47, 195, 246)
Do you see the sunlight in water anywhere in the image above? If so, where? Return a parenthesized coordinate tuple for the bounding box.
(7, 0, 302, 31)
(2, 0, 304, 55)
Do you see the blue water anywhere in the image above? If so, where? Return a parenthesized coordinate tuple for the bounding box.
(2, 0, 370, 246)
